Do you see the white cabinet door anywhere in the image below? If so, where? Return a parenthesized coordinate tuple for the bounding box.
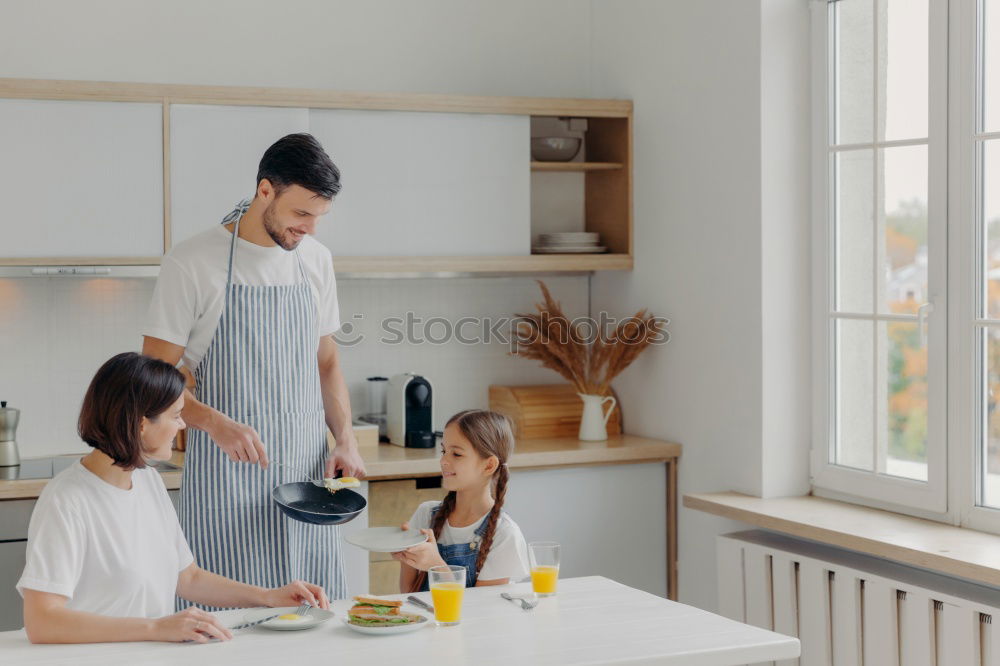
(0, 540, 27, 632)
(169, 105, 308, 247)
(506, 463, 667, 598)
(0, 99, 163, 258)
(308, 109, 530, 257)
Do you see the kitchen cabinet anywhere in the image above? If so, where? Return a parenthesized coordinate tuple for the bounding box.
(169, 105, 309, 247)
(0, 78, 632, 274)
(0, 99, 164, 260)
(0, 499, 35, 631)
(0, 541, 26, 631)
(507, 462, 666, 597)
(308, 109, 530, 257)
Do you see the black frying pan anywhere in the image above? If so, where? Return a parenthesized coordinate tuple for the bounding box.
(271, 482, 367, 526)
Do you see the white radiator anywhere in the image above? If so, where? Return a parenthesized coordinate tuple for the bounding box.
(717, 530, 1000, 666)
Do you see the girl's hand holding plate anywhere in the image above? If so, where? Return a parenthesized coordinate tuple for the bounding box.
(391, 522, 447, 571)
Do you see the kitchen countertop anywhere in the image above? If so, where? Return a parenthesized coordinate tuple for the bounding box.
(0, 435, 681, 500)
(0, 576, 796, 665)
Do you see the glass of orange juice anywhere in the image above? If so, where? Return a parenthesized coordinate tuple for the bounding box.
(528, 541, 560, 597)
(428, 564, 466, 626)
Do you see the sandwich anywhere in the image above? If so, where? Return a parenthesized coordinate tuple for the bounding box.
(348, 595, 422, 626)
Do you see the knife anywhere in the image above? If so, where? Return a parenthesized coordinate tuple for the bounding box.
(406, 595, 434, 613)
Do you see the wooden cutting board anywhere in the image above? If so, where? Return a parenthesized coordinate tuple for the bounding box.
(489, 384, 622, 439)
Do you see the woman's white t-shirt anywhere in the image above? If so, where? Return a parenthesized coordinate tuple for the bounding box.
(408, 500, 530, 582)
(17, 461, 195, 619)
(144, 224, 341, 372)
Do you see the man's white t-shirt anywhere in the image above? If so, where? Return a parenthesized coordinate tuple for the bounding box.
(144, 224, 341, 372)
(17, 461, 195, 619)
(408, 500, 530, 582)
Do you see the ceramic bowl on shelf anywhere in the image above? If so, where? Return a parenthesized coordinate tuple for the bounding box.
(531, 137, 582, 162)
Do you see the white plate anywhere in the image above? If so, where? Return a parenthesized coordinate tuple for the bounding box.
(341, 613, 430, 635)
(532, 245, 608, 254)
(539, 232, 598, 239)
(345, 526, 429, 553)
(240, 606, 334, 631)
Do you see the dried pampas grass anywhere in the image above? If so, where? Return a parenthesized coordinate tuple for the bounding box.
(512, 281, 666, 396)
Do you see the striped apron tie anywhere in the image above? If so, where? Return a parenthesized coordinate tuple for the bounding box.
(177, 201, 345, 609)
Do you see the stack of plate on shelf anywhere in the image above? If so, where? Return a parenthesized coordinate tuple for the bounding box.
(532, 232, 607, 254)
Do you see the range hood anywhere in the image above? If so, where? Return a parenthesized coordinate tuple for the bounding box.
(0, 266, 160, 278)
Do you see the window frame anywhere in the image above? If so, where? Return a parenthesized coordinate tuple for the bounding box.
(952, 0, 1000, 533)
(810, 0, 950, 515)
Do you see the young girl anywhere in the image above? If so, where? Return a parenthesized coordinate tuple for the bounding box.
(393, 410, 529, 592)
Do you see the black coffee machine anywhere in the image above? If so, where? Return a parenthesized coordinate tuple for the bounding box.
(386, 373, 437, 448)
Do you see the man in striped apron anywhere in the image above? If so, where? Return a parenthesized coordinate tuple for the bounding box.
(142, 134, 366, 604)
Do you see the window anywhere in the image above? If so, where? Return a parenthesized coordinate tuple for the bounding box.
(814, 0, 1000, 530)
(812, 0, 947, 512)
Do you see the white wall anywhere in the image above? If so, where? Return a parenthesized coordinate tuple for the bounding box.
(0, 0, 591, 97)
(589, 0, 812, 611)
(759, 0, 812, 498)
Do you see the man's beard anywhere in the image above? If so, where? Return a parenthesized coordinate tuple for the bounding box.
(262, 202, 300, 251)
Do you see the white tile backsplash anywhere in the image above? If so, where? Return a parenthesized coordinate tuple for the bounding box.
(0, 278, 155, 459)
(0, 275, 587, 458)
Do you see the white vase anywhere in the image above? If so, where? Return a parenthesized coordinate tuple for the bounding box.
(578, 393, 617, 441)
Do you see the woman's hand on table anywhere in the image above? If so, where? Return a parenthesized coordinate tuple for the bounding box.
(151, 607, 233, 643)
(392, 523, 446, 571)
(262, 580, 330, 610)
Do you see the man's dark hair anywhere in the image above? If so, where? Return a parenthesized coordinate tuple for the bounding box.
(78, 352, 185, 470)
(257, 133, 342, 199)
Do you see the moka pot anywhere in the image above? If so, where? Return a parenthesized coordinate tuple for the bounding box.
(0, 401, 20, 467)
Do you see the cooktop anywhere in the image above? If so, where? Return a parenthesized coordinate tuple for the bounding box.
(0, 455, 180, 481)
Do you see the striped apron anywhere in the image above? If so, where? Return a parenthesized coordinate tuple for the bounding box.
(178, 202, 345, 608)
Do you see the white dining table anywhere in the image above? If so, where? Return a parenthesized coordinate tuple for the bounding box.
(0, 576, 799, 665)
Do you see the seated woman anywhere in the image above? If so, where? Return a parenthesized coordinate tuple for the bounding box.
(18, 352, 329, 644)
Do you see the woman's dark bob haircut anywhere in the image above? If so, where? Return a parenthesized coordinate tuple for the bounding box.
(78, 352, 185, 470)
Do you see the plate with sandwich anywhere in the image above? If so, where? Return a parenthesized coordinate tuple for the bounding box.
(345, 526, 429, 553)
(343, 595, 429, 635)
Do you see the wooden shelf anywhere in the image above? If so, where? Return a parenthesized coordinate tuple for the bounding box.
(531, 161, 624, 172)
(0, 254, 633, 276)
(0, 78, 633, 118)
(332, 253, 633, 275)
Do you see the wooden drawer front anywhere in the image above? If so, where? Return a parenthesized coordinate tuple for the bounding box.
(368, 479, 447, 563)
(369, 560, 401, 597)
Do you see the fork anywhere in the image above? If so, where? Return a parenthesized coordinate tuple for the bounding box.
(501, 592, 539, 611)
(273, 461, 325, 488)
